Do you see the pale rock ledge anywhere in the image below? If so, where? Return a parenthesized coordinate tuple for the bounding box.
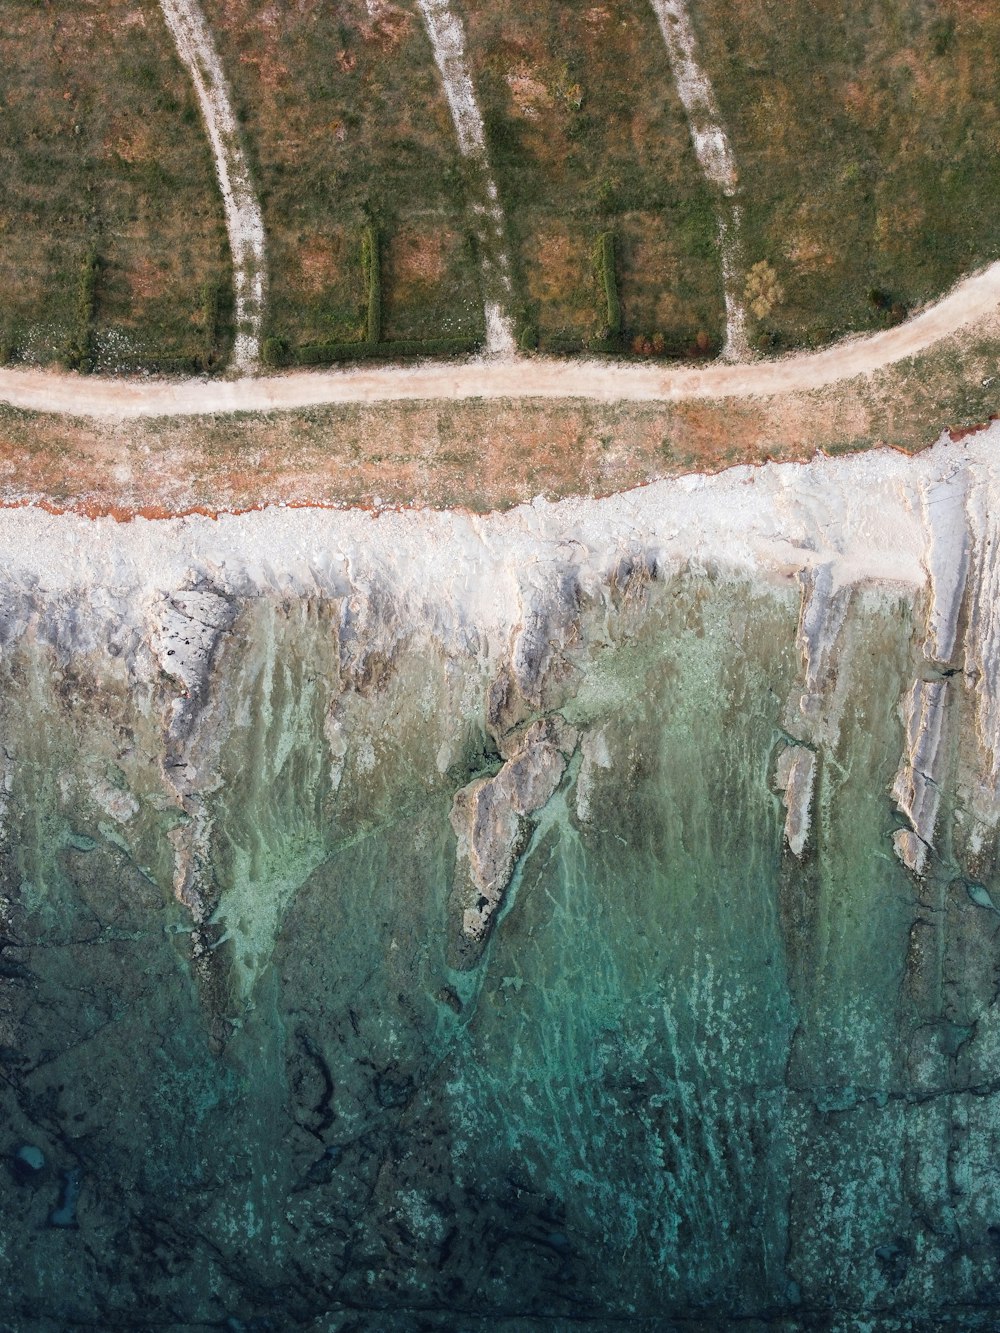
(795, 563, 852, 728)
(918, 466, 970, 666)
(774, 744, 816, 858)
(451, 716, 577, 945)
(891, 678, 949, 874)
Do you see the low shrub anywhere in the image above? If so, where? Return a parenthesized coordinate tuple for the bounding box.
(361, 224, 382, 345)
(199, 280, 223, 365)
(589, 333, 622, 356)
(594, 231, 622, 346)
(930, 16, 956, 57)
(744, 261, 784, 320)
(143, 355, 203, 375)
(867, 288, 908, 325)
(292, 336, 480, 367)
(542, 335, 585, 355)
(624, 329, 721, 359)
(518, 323, 539, 352)
(263, 335, 291, 367)
(65, 247, 99, 371)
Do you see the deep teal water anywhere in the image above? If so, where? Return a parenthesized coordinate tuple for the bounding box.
(1, 573, 999, 1330)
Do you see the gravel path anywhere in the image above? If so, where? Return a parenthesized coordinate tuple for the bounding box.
(416, 0, 517, 356)
(159, 0, 266, 373)
(1, 261, 998, 420)
(649, 0, 750, 360)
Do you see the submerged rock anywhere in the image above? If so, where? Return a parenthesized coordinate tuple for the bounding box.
(774, 743, 816, 858)
(9, 1144, 46, 1186)
(451, 716, 577, 950)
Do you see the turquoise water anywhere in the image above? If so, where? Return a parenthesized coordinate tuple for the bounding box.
(1, 572, 999, 1328)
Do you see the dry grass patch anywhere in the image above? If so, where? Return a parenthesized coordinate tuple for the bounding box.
(617, 216, 721, 354)
(692, 0, 1000, 350)
(459, 0, 724, 350)
(525, 226, 600, 343)
(200, 0, 483, 348)
(382, 225, 476, 341)
(0, 0, 230, 371)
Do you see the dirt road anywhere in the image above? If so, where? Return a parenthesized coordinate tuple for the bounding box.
(2, 262, 999, 421)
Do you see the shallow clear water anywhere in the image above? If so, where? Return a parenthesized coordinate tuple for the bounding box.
(2, 571, 999, 1330)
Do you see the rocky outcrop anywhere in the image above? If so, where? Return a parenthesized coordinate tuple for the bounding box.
(919, 465, 970, 666)
(774, 743, 816, 858)
(150, 586, 236, 920)
(509, 563, 581, 711)
(773, 564, 852, 864)
(151, 587, 236, 749)
(450, 716, 577, 954)
(891, 679, 949, 874)
(964, 474, 1000, 791)
(485, 563, 581, 742)
(794, 563, 852, 730)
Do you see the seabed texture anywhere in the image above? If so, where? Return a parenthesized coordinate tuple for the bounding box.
(3, 433, 1000, 1329)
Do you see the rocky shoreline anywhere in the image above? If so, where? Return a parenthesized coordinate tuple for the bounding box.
(3, 434, 1000, 1325)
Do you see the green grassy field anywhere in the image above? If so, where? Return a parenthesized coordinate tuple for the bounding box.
(693, 0, 1000, 350)
(0, 0, 232, 373)
(459, 0, 725, 354)
(4, 0, 1000, 371)
(198, 0, 484, 355)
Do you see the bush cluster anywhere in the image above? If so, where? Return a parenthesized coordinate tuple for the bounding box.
(263, 335, 290, 367)
(141, 354, 205, 374)
(744, 261, 784, 320)
(867, 287, 908, 325)
(629, 329, 717, 359)
(544, 336, 585, 355)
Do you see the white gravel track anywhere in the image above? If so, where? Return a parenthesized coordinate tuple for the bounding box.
(158, 0, 266, 373)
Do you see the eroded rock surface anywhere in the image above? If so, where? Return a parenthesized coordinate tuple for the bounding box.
(451, 716, 577, 950)
(774, 743, 816, 858)
(891, 678, 949, 874)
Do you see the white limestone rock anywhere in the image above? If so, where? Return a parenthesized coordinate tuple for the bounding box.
(891, 678, 948, 871)
(893, 828, 928, 876)
(919, 466, 970, 665)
